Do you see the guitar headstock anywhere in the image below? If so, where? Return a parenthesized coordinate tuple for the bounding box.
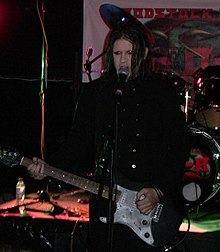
(0, 147, 22, 167)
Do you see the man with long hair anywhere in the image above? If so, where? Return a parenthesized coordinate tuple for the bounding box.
(28, 19, 189, 252)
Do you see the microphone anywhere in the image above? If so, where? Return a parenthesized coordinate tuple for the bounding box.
(115, 67, 129, 102)
(118, 66, 129, 84)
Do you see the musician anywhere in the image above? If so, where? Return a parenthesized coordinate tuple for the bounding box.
(28, 19, 190, 252)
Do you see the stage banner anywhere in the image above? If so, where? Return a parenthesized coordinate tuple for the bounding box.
(83, 0, 220, 83)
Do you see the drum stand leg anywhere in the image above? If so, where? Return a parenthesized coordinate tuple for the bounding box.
(184, 89, 191, 124)
(176, 240, 192, 252)
(0, 193, 13, 204)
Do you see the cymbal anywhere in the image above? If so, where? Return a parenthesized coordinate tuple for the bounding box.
(99, 3, 135, 29)
(99, 3, 154, 48)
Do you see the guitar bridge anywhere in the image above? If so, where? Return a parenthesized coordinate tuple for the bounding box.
(150, 203, 163, 222)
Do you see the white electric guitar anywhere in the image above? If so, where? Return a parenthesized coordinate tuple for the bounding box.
(0, 153, 182, 247)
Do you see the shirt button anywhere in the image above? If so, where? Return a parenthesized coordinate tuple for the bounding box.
(131, 164, 136, 169)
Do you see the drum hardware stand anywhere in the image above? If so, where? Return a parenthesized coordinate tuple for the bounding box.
(83, 50, 106, 82)
(32, 189, 70, 216)
(164, 217, 191, 252)
(184, 84, 191, 124)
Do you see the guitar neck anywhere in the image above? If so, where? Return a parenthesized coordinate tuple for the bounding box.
(20, 157, 119, 201)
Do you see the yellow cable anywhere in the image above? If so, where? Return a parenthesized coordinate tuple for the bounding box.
(70, 218, 80, 252)
(36, 0, 49, 160)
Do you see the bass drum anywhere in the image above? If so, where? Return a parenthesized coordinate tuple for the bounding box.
(183, 127, 220, 206)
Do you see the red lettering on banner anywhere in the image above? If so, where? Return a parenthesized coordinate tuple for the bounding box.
(154, 8, 165, 18)
(124, 8, 217, 20)
(144, 8, 154, 18)
(202, 9, 212, 18)
(133, 8, 144, 18)
(178, 9, 189, 18)
(166, 9, 178, 18)
(191, 9, 202, 18)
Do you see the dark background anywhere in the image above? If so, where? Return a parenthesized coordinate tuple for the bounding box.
(0, 0, 84, 195)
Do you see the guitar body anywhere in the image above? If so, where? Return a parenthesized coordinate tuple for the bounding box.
(0, 156, 182, 247)
(99, 185, 182, 247)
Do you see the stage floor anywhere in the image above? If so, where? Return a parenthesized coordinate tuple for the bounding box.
(0, 190, 220, 251)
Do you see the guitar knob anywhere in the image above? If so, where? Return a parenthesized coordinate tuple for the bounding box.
(142, 220, 148, 225)
(144, 232, 150, 238)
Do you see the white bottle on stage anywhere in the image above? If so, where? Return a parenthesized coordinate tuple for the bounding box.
(16, 177, 26, 214)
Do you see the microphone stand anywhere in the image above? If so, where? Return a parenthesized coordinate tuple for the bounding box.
(107, 86, 122, 252)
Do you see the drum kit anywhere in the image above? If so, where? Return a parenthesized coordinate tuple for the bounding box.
(166, 66, 220, 209)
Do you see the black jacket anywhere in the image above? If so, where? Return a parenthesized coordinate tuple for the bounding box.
(47, 72, 190, 207)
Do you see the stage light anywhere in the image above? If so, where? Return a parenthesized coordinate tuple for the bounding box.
(0, 1, 20, 46)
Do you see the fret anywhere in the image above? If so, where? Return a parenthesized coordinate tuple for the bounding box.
(19, 157, 121, 202)
(39, 161, 103, 195)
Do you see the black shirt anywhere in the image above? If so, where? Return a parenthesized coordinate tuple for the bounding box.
(48, 72, 190, 203)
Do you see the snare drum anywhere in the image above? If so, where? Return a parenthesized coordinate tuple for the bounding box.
(160, 71, 186, 107)
(194, 77, 220, 129)
(183, 127, 220, 205)
(160, 71, 194, 124)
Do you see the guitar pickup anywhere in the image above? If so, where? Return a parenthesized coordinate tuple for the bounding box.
(99, 217, 107, 223)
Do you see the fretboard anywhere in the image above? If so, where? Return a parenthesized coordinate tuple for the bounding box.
(20, 157, 120, 201)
